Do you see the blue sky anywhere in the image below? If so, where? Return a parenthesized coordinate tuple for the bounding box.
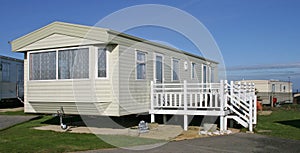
(0, 0, 299, 91)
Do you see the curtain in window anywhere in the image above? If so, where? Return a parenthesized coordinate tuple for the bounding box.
(30, 51, 56, 80)
(98, 48, 107, 77)
(136, 52, 146, 79)
(58, 48, 89, 79)
(172, 59, 179, 81)
(156, 55, 162, 82)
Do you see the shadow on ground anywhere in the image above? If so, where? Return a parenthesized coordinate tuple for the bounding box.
(0, 100, 23, 108)
(277, 119, 300, 129)
(42, 115, 224, 130)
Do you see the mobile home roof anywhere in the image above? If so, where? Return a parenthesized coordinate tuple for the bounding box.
(11, 21, 217, 64)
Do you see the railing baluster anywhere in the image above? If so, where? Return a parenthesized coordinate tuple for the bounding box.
(195, 94, 197, 107)
(170, 93, 173, 107)
(174, 93, 177, 106)
(189, 93, 192, 107)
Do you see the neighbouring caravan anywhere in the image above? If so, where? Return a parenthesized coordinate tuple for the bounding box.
(10, 22, 218, 116)
(237, 80, 293, 105)
(0, 55, 24, 101)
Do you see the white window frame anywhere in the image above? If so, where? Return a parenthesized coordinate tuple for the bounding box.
(27, 46, 91, 81)
(135, 50, 147, 80)
(171, 58, 180, 81)
(95, 46, 109, 79)
(153, 53, 164, 83)
(191, 62, 196, 80)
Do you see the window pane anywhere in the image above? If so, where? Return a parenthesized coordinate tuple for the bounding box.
(156, 55, 162, 82)
(137, 63, 146, 79)
(136, 51, 146, 79)
(191, 63, 196, 79)
(17, 65, 23, 82)
(58, 48, 89, 79)
(1, 62, 10, 81)
(137, 52, 145, 62)
(29, 51, 56, 80)
(203, 65, 207, 83)
(98, 48, 107, 78)
(172, 59, 179, 81)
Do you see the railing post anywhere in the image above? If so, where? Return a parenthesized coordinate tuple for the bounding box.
(253, 83, 257, 125)
(183, 80, 188, 131)
(150, 81, 155, 123)
(249, 95, 253, 132)
(253, 95, 257, 125)
(230, 81, 234, 105)
(220, 80, 225, 131)
(224, 80, 229, 131)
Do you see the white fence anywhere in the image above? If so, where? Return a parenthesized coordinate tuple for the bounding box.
(149, 80, 257, 132)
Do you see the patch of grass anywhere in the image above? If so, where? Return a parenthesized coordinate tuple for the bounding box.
(0, 115, 164, 153)
(0, 110, 27, 116)
(256, 104, 300, 140)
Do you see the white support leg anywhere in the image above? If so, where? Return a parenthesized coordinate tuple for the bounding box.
(224, 117, 228, 131)
(151, 114, 155, 123)
(220, 116, 224, 131)
(184, 115, 188, 131)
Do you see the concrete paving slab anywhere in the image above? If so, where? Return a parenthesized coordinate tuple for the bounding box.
(34, 124, 183, 140)
(139, 125, 183, 140)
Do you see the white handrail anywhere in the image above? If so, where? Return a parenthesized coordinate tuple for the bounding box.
(150, 80, 257, 132)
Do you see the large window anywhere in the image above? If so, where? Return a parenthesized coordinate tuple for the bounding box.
(98, 48, 107, 78)
(191, 62, 196, 79)
(172, 58, 179, 81)
(1, 62, 10, 81)
(136, 51, 146, 80)
(29, 47, 89, 80)
(30, 51, 56, 80)
(58, 48, 89, 79)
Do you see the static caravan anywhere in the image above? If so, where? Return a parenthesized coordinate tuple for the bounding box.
(0, 55, 24, 101)
(238, 80, 293, 105)
(11, 22, 218, 116)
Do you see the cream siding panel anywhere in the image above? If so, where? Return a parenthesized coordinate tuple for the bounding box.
(12, 22, 109, 52)
(24, 58, 36, 113)
(118, 46, 152, 116)
(21, 34, 103, 51)
(108, 45, 120, 113)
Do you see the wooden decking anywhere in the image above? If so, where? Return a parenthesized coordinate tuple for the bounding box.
(149, 80, 257, 132)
